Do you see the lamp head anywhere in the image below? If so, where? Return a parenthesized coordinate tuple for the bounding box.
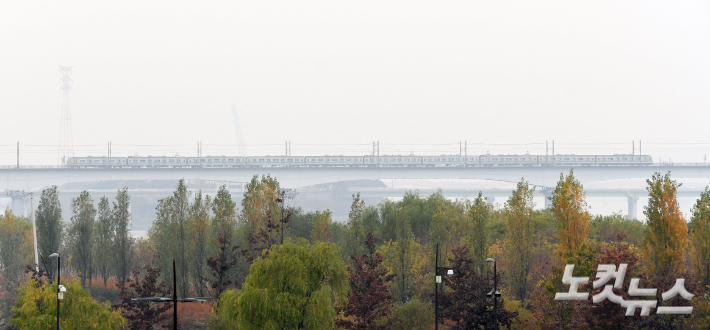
(485, 258, 495, 263)
(447, 269, 454, 275)
(58, 285, 66, 299)
(49, 253, 60, 258)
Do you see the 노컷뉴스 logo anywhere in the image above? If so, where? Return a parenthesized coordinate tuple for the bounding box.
(554, 264, 694, 316)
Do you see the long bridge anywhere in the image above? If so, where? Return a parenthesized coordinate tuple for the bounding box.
(2, 165, 710, 221)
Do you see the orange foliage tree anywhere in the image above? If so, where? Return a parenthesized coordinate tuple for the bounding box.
(311, 210, 332, 242)
(550, 170, 590, 259)
(643, 172, 688, 276)
(690, 184, 710, 285)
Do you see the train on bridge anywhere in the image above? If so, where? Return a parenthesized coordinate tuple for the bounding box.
(67, 154, 653, 168)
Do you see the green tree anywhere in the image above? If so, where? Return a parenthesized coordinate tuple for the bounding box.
(690, 184, 710, 285)
(388, 299, 434, 330)
(187, 190, 211, 297)
(11, 279, 125, 329)
(112, 187, 134, 287)
(466, 192, 490, 273)
(217, 238, 349, 330)
(68, 190, 96, 286)
(94, 196, 115, 287)
(504, 178, 535, 301)
(550, 170, 590, 258)
(36, 185, 63, 281)
(643, 172, 688, 276)
(311, 210, 332, 242)
(0, 209, 32, 293)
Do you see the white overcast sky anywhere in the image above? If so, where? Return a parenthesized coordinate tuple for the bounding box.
(1, 1, 709, 165)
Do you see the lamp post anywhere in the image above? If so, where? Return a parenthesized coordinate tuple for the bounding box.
(434, 243, 453, 330)
(486, 258, 501, 330)
(49, 253, 61, 330)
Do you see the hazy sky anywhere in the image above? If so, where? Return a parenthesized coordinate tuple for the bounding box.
(1, 1, 709, 165)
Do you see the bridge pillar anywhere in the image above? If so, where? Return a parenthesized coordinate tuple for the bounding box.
(6, 190, 27, 217)
(627, 196, 639, 220)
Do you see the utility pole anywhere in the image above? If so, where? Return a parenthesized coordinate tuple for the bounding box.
(459, 141, 462, 156)
(377, 141, 380, 166)
(285, 141, 288, 156)
(59, 66, 74, 166)
(632, 140, 635, 155)
(639, 140, 642, 155)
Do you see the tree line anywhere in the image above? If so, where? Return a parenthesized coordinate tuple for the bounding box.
(2, 170, 710, 329)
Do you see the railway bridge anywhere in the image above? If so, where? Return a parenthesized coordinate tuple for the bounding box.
(2, 165, 710, 219)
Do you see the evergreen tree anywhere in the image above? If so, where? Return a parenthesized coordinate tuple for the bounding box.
(36, 185, 63, 281)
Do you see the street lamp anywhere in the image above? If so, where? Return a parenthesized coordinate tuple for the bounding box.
(49, 253, 61, 330)
(486, 258, 501, 330)
(434, 243, 454, 330)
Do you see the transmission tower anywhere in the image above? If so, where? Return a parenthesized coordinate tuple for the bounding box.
(59, 66, 74, 166)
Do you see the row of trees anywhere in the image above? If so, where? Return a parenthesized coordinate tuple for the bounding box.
(3, 170, 710, 329)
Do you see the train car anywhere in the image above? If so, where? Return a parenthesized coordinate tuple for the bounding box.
(539, 155, 596, 166)
(68, 156, 127, 167)
(127, 156, 187, 168)
(463, 156, 481, 165)
(305, 155, 363, 166)
(595, 155, 653, 166)
(494, 155, 538, 166)
(480, 155, 503, 166)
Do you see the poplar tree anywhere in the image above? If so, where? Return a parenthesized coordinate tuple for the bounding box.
(187, 190, 211, 297)
(643, 172, 688, 276)
(68, 191, 96, 286)
(94, 196, 115, 286)
(36, 185, 63, 281)
(690, 184, 710, 285)
(504, 178, 535, 301)
(112, 188, 134, 287)
(467, 192, 490, 273)
(550, 170, 590, 259)
(170, 180, 190, 298)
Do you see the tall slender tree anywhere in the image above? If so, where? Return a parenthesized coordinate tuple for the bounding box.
(187, 190, 211, 297)
(0, 209, 32, 292)
(643, 172, 688, 276)
(36, 185, 63, 281)
(467, 192, 490, 273)
(68, 190, 96, 286)
(691, 184, 710, 286)
(505, 178, 535, 301)
(113, 187, 134, 287)
(94, 196, 115, 286)
(550, 170, 590, 259)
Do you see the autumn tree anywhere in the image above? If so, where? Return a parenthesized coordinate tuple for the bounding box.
(440, 245, 518, 330)
(0, 209, 32, 293)
(550, 170, 590, 259)
(94, 196, 115, 287)
(36, 185, 63, 281)
(11, 279, 125, 329)
(117, 256, 172, 330)
(643, 172, 688, 276)
(68, 190, 96, 286)
(113, 187, 135, 287)
(466, 192, 490, 273)
(337, 231, 395, 330)
(217, 238, 349, 329)
(505, 178, 535, 301)
(311, 210, 332, 242)
(690, 184, 710, 286)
